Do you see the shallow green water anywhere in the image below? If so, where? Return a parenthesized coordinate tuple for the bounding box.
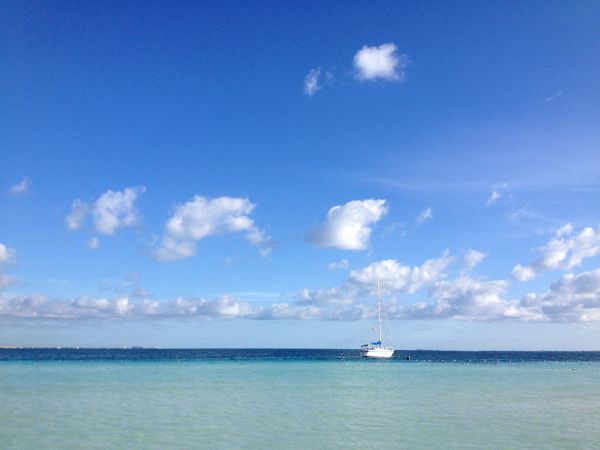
(1, 360, 599, 449)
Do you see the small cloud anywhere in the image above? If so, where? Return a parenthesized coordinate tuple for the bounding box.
(307, 199, 388, 250)
(87, 237, 100, 250)
(353, 43, 410, 82)
(66, 187, 146, 235)
(8, 177, 31, 196)
(304, 68, 321, 96)
(487, 190, 502, 205)
(0, 270, 17, 290)
(511, 264, 535, 281)
(0, 243, 16, 264)
(545, 91, 563, 103)
(555, 223, 573, 237)
(463, 249, 486, 272)
(328, 259, 349, 271)
(416, 207, 433, 225)
(66, 199, 90, 231)
(245, 226, 275, 257)
(487, 183, 509, 206)
(93, 187, 146, 235)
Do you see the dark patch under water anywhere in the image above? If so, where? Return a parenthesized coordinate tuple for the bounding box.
(1, 348, 600, 363)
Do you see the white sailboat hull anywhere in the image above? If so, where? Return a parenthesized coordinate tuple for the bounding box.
(360, 346, 394, 358)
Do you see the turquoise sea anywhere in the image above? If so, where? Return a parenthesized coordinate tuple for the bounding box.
(1, 349, 600, 449)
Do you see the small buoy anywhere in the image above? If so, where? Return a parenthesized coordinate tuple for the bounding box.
(405, 356, 411, 361)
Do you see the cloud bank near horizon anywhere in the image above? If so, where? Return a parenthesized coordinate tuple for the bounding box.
(4, 249, 600, 323)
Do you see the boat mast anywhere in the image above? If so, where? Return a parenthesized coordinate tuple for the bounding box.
(377, 275, 382, 344)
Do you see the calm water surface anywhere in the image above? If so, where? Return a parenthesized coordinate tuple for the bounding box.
(1, 349, 599, 449)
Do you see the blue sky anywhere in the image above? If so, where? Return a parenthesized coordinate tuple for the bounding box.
(2, 1, 600, 349)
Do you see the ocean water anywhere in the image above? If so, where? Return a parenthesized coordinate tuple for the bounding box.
(1, 349, 600, 449)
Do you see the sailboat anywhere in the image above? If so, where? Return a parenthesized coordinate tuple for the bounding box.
(360, 276, 395, 358)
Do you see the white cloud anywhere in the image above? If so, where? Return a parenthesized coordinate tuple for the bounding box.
(394, 276, 529, 321)
(66, 187, 145, 235)
(555, 223, 574, 237)
(308, 199, 388, 250)
(328, 259, 349, 271)
(87, 237, 100, 250)
(292, 254, 454, 318)
(353, 43, 409, 81)
(563, 226, 600, 268)
(486, 183, 509, 205)
(244, 225, 274, 257)
(348, 253, 454, 294)
(519, 269, 600, 322)
(304, 68, 321, 96)
(155, 237, 196, 261)
(154, 196, 272, 261)
(487, 190, 502, 205)
(463, 249, 486, 272)
(8, 177, 31, 196)
(512, 225, 600, 281)
(65, 199, 89, 231)
(0, 271, 17, 290)
(0, 244, 16, 291)
(0, 244, 16, 264)
(511, 264, 535, 282)
(416, 207, 433, 225)
(93, 187, 145, 235)
(293, 254, 545, 322)
(428, 277, 514, 319)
